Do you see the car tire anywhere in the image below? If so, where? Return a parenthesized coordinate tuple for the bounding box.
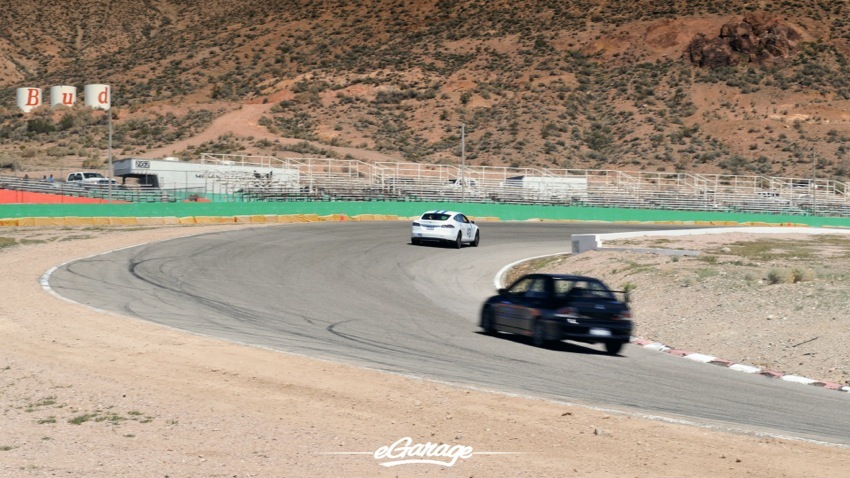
(455, 232, 463, 249)
(472, 230, 480, 247)
(605, 341, 623, 355)
(531, 320, 547, 348)
(411, 238, 420, 245)
(480, 307, 496, 335)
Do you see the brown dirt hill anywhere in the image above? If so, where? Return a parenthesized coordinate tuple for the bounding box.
(2, 1, 850, 181)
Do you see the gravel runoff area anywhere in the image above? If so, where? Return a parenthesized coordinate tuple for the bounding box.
(1, 223, 849, 477)
(533, 227, 850, 389)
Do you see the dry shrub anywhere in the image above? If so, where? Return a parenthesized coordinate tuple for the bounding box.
(791, 267, 816, 283)
(767, 267, 816, 284)
(767, 267, 794, 284)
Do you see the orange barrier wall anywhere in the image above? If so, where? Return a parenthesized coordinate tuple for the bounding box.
(0, 189, 116, 205)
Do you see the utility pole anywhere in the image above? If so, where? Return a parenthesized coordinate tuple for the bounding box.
(811, 153, 816, 216)
(108, 103, 113, 203)
(460, 123, 466, 203)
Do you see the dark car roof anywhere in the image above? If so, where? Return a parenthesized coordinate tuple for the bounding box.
(507, 274, 617, 295)
(519, 273, 606, 283)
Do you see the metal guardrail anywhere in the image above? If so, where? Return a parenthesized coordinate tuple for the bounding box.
(3, 154, 849, 217)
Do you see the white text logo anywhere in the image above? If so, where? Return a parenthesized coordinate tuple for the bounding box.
(373, 436, 474, 467)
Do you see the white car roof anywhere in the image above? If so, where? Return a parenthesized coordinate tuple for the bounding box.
(421, 210, 462, 216)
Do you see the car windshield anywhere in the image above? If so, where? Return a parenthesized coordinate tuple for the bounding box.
(421, 213, 451, 221)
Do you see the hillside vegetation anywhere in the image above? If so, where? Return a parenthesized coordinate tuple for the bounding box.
(2, 0, 850, 180)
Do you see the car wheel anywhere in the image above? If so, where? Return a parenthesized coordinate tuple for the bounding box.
(605, 341, 623, 355)
(411, 238, 420, 245)
(531, 320, 547, 348)
(480, 307, 496, 335)
(455, 232, 463, 249)
(472, 230, 480, 247)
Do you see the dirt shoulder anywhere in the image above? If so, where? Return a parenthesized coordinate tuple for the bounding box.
(538, 230, 850, 387)
(1, 225, 848, 477)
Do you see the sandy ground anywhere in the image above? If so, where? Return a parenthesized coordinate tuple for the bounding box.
(1, 224, 850, 477)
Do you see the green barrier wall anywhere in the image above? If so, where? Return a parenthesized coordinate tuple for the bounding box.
(2, 201, 850, 228)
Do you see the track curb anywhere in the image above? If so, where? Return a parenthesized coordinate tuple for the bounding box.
(631, 338, 850, 393)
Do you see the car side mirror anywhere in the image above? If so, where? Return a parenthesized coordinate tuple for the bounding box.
(497, 288, 508, 296)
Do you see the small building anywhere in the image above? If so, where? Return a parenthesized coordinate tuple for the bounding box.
(503, 175, 588, 201)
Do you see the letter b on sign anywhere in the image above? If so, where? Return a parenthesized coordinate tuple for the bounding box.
(16, 88, 42, 113)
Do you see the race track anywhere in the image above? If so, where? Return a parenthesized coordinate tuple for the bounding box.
(47, 221, 850, 446)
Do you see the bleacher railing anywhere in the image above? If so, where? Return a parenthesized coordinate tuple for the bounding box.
(2, 153, 848, 217)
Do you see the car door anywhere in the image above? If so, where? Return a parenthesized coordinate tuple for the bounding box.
(491, 276, 533, 331)
(454, 213, 473, 241)
(464, 214, 477, 240)
(514, 276, 550, 334)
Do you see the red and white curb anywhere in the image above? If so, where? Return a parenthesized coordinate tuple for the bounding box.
(632, 338, 850, 393)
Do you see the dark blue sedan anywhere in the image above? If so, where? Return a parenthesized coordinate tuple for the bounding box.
(480, 273, 634, 355)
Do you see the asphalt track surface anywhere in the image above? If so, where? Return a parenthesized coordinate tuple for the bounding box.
(48, 221, 850, 446)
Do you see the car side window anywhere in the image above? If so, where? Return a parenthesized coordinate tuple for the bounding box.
(524, 278, 548, 299)
(508, 277, 534, 294)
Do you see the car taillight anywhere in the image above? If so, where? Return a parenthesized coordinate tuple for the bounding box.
(615, 310, 632, 321)
(441, 224, 455, 228)
(412, 222, 420, 227)
(555, 306, 578, 317)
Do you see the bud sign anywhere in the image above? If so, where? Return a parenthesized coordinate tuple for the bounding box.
(15, 84, 110, 112)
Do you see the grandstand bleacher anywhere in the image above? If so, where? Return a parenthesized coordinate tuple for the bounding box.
(2, 153, 847, 217)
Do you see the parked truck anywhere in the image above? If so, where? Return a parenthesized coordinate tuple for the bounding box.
(65, 171, 117, 188)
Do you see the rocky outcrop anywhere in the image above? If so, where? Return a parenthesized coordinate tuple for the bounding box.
(687, 12, 802, 68)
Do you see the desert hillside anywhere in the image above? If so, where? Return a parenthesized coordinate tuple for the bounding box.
(2, 0, 850, 180)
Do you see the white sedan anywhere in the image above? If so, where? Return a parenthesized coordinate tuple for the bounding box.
(411, 210, 480, 248)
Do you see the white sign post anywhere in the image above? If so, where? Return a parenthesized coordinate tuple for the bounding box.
(16, 83, 115, 201)
(84, 84, 113, 202)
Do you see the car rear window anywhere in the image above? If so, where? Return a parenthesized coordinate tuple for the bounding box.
(422, 213, 450, 221)
(554, 278, 615, 300)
